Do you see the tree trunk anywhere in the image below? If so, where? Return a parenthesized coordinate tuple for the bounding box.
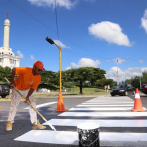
(79, 81, 83, 94)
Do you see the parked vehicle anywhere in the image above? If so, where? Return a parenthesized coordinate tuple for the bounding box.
(0, 84, 10, 98)
(140, 84, 147, 95)
(110, 84, 135, 96)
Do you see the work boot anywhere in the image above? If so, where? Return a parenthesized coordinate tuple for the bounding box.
(6, 121, 12, 131)
(32, 119, 46, 130)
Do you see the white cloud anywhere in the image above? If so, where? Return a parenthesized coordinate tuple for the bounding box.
(27, 0, 77, 9)
(31, 55, 35, 60)
(106, 67, 147, 82)
(112, 58, 129, 64)
(70, 58, 101, 68)
(65, 66, 72, 70)
(17, 51, 24, 58)
(139, 60, 144, 63)
(88, 21, 131, 46)
(54, 40, 70, 49)
(141, 9, 147, 33)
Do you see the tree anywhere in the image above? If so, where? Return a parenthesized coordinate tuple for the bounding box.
(141, 71, 147, 85)
(40, 70, 59, 90)
(0, 66, 11, 84)
(96, 78, 114, 89)
(63, 67, 106, 94)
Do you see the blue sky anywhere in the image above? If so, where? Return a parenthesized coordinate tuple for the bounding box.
(0, 0, 147, 82)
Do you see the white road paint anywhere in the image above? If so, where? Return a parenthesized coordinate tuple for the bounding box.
(59, 112, 147, 117)
(77, 104, 133, 107)
(81, 102, 134, 104)
(43, 119, 147, 127)
(24, 102, 57, 109)
(69, 107, 134, 110)
(14, 130, 77, 144)
(14, 130, 147, 144)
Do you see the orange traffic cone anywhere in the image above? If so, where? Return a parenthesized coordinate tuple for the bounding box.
(56, 91, 66, 111)
(132, 88, 145, 112)
(0, 104, 2, 108)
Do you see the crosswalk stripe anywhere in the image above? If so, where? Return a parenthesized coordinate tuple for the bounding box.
(43, 119, 147, 127)
(24, 102, 57, 109)
(59, 112, 147, 117)
(77, 104, 133, 106)
(69, 107, 133, 110)
(14, 130, 147, 144)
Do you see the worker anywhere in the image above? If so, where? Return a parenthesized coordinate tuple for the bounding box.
(6, 61, 46, 131)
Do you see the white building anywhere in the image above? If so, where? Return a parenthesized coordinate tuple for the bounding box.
(0, 14, 20, 69)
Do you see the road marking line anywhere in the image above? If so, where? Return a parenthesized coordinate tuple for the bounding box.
(24, 102, 57, 109)
(14, 130, 147, 144)
(69, 107, 135, 110)
(77, 104, 134, 107)
(82, 102, 134, 104)
(59, 112, 147, 117)
(43, 119, 147, 127)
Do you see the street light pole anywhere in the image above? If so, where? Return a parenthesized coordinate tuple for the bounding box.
(46, 36, 66, 111)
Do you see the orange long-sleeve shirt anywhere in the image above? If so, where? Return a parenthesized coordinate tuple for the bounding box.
(14, 67, 41, 90)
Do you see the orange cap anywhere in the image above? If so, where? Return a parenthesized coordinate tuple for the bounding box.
(34, 61, 44, 69)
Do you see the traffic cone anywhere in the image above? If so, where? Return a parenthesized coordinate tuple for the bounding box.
(132, 88, 145, 112)
(0, 104, 2, 108)
(56, 91, 66, 111)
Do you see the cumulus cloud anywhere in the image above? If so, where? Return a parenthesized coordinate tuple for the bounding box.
(141, 9, 147, 33)
(112, 58, 129, 64)
(139, 60, 144, 63)
(17, 51, 24, 58)
(65, 66, 72, 70)
(70, 58, 101, 68)
(27, 0, 77, 9)
(54, 40, 70, 49)
(105, 67, 147, 82)
(31, 55, 35, 60)
(88, 21, 131, 46)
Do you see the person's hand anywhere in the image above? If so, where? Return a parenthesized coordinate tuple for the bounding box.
(24, 98, 31, 104)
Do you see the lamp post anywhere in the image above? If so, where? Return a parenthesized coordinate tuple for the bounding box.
(46, 36, 66, 111)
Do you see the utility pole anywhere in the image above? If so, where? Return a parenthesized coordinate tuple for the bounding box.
(117, 59, 119, 86)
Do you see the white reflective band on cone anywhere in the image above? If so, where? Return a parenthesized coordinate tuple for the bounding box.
(135, 93, 140, 99)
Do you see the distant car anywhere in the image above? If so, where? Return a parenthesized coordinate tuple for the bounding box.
(110, 84, 135, 96)
(0, 84, 10, 98)
(140, 84, 147, 95)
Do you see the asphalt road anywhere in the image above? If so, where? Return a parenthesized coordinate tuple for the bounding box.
(0, 93, 147, 147)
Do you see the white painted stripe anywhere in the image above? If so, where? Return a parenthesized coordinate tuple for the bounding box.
(43, 119, 147, 127)
(77, 104, 133, 107)
(82, 102, 134, 104)
(14, 130, 147, 144)
(59, 112, 147, 117)
(69, 107, 133, 110)
(100, 132, 147, 141)
(24, 102, 57, 109)
(135, 93, 140, 99)
(14, 130, 77, 144)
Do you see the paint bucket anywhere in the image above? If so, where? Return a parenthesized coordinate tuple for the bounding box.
(77, 122, 100, 147)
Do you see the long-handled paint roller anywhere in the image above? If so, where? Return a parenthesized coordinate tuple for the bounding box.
(5, 78, 56, 131)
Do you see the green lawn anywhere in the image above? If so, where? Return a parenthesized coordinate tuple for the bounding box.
(33, 87, 110, 97)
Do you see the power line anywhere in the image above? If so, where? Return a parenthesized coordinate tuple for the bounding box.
(8, 0, 147, 62)
(54, 0, 60, 42)
(8, 0, 110, 59)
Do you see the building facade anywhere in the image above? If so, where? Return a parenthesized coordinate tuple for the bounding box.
(0, 14, 20, 68)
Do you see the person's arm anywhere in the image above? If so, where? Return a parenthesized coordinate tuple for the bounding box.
(10, 68, 16, 87)
(24, 88, 34, 104)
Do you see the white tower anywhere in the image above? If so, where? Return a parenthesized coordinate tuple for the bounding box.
(0, 14, 20, 68)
